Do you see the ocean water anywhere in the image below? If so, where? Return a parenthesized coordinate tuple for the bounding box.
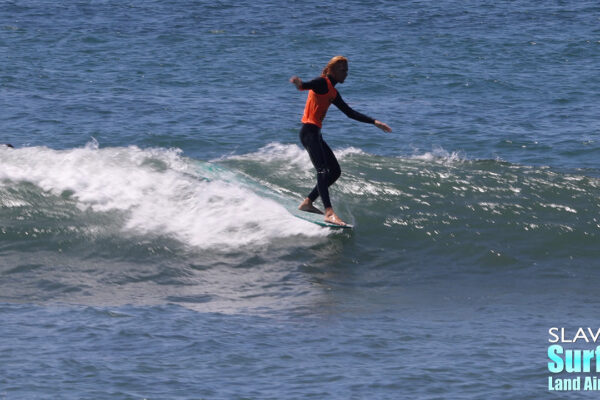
(1, 1, 600, 398)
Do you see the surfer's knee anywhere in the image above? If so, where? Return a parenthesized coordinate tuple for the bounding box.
(316, 167, 330, 177)
(330, 165, 341, 183)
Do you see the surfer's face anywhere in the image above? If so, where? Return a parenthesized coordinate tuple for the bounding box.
(331, 62, 348, 83)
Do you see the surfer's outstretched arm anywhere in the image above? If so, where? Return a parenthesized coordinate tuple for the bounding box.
(290, 76, 330, 94)
(290, 76, 303, 90)
(332, 94, 392, 133)
(374, 120, 392, 133)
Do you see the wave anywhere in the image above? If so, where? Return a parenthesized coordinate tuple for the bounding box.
(2, 141, 600, 266)
(221, 142, 600, 266)
(0, 143, 327, 254)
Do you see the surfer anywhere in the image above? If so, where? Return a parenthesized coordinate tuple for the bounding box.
(290, 56, 392, 226)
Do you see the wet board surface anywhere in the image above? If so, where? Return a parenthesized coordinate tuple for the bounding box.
(290, 209, 354, 229)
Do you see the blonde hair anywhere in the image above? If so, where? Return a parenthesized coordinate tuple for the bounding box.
(322, 56, 348, 77)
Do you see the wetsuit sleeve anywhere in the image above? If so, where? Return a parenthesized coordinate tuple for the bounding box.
(332, 93, 376, 124)
(300, 77, 328, 94)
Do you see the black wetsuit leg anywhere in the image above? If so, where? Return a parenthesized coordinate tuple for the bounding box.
(299, 123, 341, 209)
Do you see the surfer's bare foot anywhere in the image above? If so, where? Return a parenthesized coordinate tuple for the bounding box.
(324, 208, 347, 226)
(298, 198, 324, 215)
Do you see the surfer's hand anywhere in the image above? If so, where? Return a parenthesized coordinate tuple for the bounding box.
(290, 76, 303, 90)
(375, 120, 392, 133)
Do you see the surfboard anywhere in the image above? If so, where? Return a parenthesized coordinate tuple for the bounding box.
(290, 209, 353, 229)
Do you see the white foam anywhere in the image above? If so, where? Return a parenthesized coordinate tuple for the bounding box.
(0, 144, 326, 248)
(410, 147, 465, 164)
(219, 142, 306, 167)
(224, 142, 366, 166)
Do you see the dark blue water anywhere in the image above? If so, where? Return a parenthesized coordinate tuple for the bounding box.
(2, 1, 600, 398)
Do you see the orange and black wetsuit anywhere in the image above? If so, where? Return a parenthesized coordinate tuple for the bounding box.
(298, 74, 375, 209)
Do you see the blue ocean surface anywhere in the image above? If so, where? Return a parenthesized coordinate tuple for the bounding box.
(1, 1, 600, 399)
